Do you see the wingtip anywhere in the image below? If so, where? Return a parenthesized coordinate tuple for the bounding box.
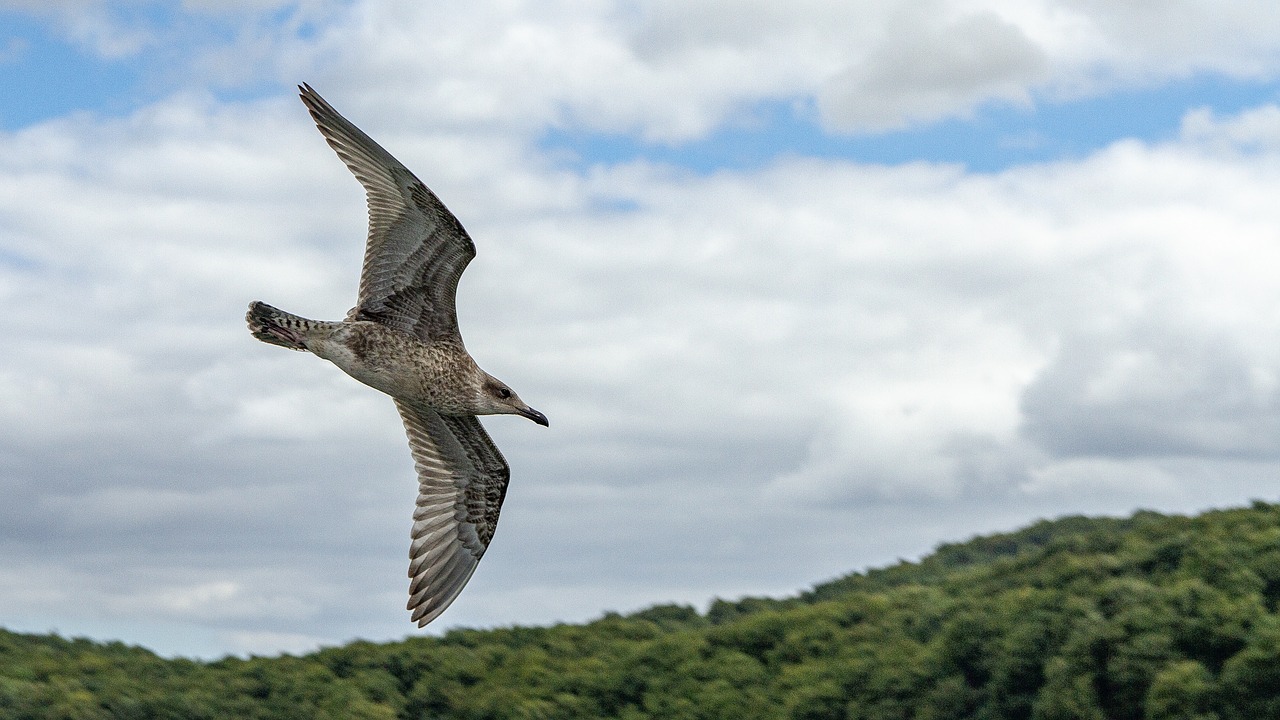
(296, 83, 333, 131)
(409, 599, 448, 628)
(298, 86, 311, 109)
(297, 83, 325, 113)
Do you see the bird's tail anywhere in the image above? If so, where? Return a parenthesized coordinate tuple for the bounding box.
(246, 301, 334, 352)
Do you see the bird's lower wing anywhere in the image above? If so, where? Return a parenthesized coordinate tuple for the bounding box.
(394, 400, 511, 627)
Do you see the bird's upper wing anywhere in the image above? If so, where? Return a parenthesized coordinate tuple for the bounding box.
(299, 84, 475, 343)
(394, 399, 510, 627)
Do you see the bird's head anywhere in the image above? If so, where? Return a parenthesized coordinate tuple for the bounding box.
(477, 375, 549, 426)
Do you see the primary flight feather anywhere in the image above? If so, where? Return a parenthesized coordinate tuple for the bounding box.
(247, 84, 548, 627)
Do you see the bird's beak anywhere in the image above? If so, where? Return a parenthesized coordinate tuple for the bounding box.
(518, 406, 549, 427)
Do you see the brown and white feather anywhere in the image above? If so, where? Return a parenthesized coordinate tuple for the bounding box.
(395, 399, 510, 627)
(298, 83, 476, 343)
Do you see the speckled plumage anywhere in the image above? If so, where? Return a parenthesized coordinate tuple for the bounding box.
(246, 84, 548, 628)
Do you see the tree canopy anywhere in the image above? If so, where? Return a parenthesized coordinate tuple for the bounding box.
(4, 501, 1280, 719)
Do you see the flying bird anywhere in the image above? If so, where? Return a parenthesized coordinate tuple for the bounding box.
(247, 84, 548, 627)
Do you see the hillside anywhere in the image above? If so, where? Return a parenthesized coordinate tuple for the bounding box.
(3, 502, 1280, 719)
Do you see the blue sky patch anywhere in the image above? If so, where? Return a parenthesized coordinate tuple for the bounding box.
(542, 76, 1280, 174)
(0, 11, 150, 129)
(0, 3, 297, 130)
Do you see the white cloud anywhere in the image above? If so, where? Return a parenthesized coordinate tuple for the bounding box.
(218, 0, 1280, 139)
(10, 0, 1280, 139)
(1056, 0, 1280, 79)
(13, 0, 1280, 137)
(1181, 105, 1280, 155)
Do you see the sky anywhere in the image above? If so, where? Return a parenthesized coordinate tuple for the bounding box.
(2, 0, 1280, 659)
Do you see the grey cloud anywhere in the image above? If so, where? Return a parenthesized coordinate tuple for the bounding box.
(1021, 324, 1280, 460)
(820, 11, 1050, 131)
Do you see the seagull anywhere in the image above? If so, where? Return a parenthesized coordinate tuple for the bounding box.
(246, 84, 548, 627)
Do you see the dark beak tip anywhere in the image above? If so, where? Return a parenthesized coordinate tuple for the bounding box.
(522, 408, 549, 427)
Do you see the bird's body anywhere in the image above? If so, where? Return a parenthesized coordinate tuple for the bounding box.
(246, 84, 547, 627)
(318, 325, 480, 413)
(251, 306, 481, 411)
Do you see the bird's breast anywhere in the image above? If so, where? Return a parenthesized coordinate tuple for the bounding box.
(315, 322, 475, 408)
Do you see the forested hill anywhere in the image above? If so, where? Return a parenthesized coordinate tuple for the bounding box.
(5, 502, 1280, 719)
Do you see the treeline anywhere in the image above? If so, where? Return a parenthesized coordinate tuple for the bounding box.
(4, 502, 1280, 719)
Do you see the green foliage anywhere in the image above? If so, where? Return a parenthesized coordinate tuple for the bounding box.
(4, 502, 1280, 718)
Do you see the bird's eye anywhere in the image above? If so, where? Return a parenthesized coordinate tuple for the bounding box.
(496, 387, 512, 399)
